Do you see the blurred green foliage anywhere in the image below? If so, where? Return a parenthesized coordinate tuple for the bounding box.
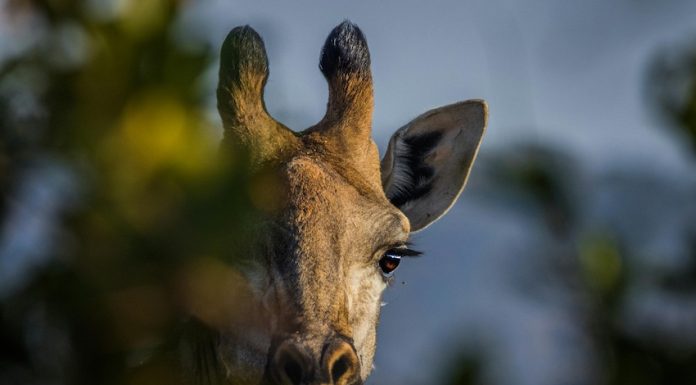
(0, 1, 265, 384)
(647, 41, 696, 155)
(442, 357, 481, 385)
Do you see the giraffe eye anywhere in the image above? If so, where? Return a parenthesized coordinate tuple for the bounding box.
(378, 251, 402, 277)
(378, 246, 421, 278)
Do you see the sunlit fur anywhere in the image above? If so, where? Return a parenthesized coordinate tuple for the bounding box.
(188, 20, 487, 385)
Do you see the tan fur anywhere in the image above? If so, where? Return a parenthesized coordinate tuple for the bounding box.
(191, 22, 487, 385)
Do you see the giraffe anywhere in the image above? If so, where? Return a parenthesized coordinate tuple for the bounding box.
(184, 20, 487, 385)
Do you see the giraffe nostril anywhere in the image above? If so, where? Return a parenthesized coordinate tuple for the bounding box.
(273, 342, 310, 385)
(330, 353, 351, 383)
(323, 339, 360, 385)
(283, 358, 303, 384)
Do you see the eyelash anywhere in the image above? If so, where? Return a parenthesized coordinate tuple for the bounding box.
(377, 245, 422, 279)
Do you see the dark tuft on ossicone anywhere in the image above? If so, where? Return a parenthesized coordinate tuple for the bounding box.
(220, 25, 269, 82)
(319, 20, 371, 79)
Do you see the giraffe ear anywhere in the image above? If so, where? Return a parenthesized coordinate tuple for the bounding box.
(381, 100, 487, 232)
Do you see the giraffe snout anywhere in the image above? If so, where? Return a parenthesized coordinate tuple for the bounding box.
(267, 336, 361, 385)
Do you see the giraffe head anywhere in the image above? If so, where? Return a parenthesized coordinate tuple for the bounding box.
(209, 21, 486, 385)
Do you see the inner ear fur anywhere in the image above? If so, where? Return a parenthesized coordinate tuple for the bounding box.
(381, 99, 487, 232)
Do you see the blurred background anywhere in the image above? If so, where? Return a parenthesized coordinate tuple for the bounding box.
(1, 0, 695, 384)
